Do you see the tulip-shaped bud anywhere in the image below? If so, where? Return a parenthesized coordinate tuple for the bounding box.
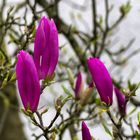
(87, 57, 113, 106)
(16, 50, 40, 112)
(114, 87, 126, 117)
(75, 72, 83, 99)
(82, 121, 92, 140)
(34, 16, 59, 80)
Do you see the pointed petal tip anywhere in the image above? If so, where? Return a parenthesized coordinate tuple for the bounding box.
(75, 72, 82, 99)
(82, 121, 92, 140)
(82, 121, 86, 128)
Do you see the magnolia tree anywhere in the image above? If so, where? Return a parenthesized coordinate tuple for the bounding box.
(0, 0, 140, 140)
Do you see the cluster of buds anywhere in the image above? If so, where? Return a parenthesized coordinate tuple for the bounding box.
(16, 16, 127, 139)
(80, 58, 127, 138)
(74, 57, 127, 116)
(74, 57, 126, 116)
(16, 17, 59, 112)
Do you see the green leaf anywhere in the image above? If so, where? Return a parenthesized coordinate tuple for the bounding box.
(50, 132, 56, 140)
(66, 68, 74, 88)
(0, 50, 5, 65)
(127, 107, 137, 116)
(120, 1, 132, 16)
(62, 85, 73, 96)
(55, 96, 64, 112)
(138, 112, 140, 124)
(62, 95, 73, 104)
(1, 71, 16, 89)
(21, 109, 33, 117)
(1, 72, 10, 88)
(95, 98, 101, 105)
(42, 73, 55, 86)
(9, 72, 16, 82)
(135, 131, 140, 140)
(127, 80, 140, 96)
(31, 24, 36, 38)
(102, 122, 113, 137)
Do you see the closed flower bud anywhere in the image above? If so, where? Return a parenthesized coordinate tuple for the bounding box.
(75, 72, 83, 99)
(82, 121, 92, 140)
(34, 16, 59, 80)
(16, 50, 40, 112)
(114, 87, 126, 117)
(87, 57, 113, 106)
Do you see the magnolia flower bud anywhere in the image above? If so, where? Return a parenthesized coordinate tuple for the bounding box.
(114, 87, 126, 117)
(34, 16, 59, 80)
(87, 57, 113, 106)
(82, 121, 92, 140)
(16, 50, 40, 112)
(75, 72, 83, 99)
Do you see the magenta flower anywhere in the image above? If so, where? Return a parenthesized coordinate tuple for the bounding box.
(82, 121, 92, 140)
(16, 50, 40, 112)
(75, 72, 83, 99)
(87, 57, 113, 105)
(114, 87, 126, 116)
(34, 16, 59, 79)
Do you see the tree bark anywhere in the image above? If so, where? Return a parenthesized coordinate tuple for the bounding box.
(0, 84, 27, 140)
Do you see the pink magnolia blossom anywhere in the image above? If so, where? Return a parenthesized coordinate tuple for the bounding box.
(34, 16, 59, 79)
(16, 50, 40, 112)
(87, 57, 113, 105)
